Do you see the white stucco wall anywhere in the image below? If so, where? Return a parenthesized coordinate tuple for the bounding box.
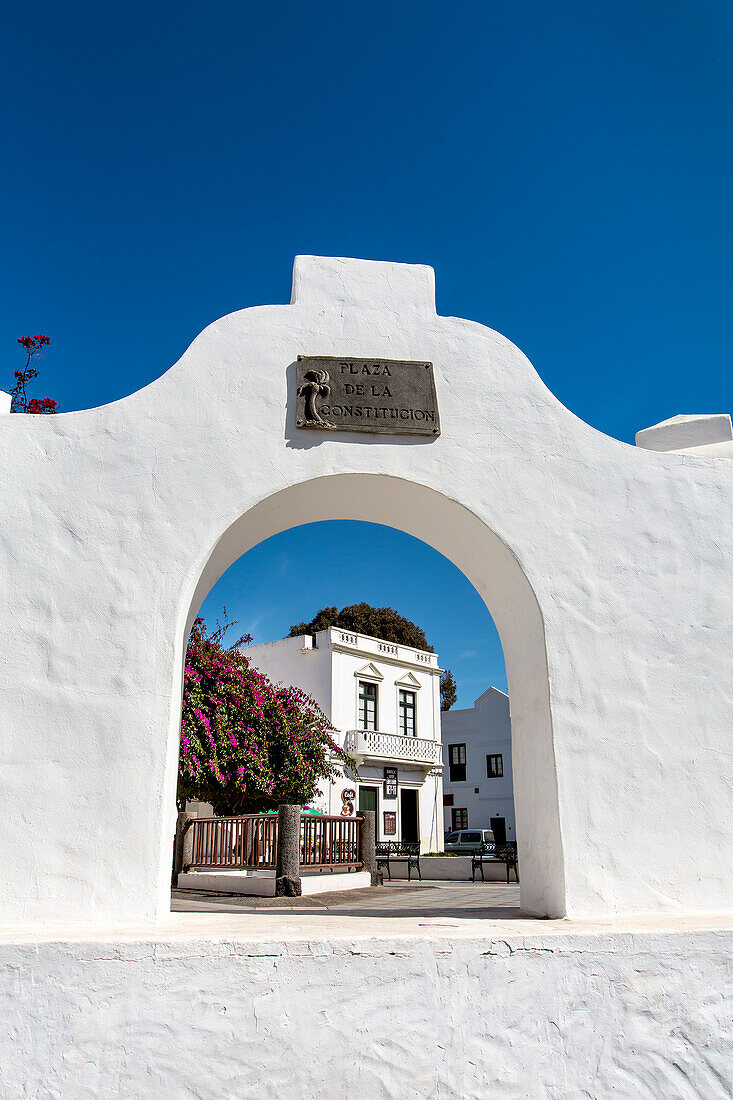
(1, 922, 731, 1099)
(244, 633, 332, 717)
(636, 412, 733, 456)
(324, 627, 441, 740)
(245, 627, 442, 741)
(442, 686, 516, 839)
(350, 762, 443, 851)
(0, 255, 731, 926)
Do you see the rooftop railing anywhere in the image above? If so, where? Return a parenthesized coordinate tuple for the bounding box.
(328, 628, 441, 670)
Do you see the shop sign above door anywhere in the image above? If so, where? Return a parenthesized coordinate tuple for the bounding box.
(296, 355, 440, 436)
(384, 766, 398, 799)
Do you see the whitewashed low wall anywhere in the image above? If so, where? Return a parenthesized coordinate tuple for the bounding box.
(178, 870, 277, 896)
(386, 855, 513, 881)
(177, 870, 372, 896)
(1, 925, 730, 1098)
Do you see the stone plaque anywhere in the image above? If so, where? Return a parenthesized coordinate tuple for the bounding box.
(296, 355, 440, 436)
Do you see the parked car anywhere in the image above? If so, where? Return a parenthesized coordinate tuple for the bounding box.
(444, 828, 495, 854)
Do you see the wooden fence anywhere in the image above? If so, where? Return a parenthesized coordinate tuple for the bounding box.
(300, 814, 361, 870)
(186, 813, 361, 872)
(188, 814, 278, 870)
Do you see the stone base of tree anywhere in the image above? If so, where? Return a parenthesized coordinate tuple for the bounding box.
(275, 875, 302, 897)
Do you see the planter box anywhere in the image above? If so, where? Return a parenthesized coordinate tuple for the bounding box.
(177, 869, 372, 897)
(178, 870, 277, 896)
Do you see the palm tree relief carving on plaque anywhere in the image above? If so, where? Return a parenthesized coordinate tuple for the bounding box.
(297, 367, 335, 429)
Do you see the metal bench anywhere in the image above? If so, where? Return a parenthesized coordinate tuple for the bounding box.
(376, 840, 421, 881)
(471, 843, 519, 884)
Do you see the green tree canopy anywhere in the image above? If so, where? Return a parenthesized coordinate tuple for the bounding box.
(289, 603, 457, 710)
(439, 669, 457, 712)
(289, 602, 431, 650)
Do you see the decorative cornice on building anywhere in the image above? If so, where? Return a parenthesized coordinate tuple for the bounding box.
(353, 661, 384, 682)
(395, 670, 422, 689)
(324, 627, 444, 675)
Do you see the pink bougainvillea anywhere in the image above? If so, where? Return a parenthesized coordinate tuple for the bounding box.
(178, 616, 348, 815)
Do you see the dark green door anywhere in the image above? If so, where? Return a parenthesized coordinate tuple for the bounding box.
(358, 786, 378, 814)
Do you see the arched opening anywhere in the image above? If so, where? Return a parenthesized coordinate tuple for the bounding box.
(166, 474, 565, 918)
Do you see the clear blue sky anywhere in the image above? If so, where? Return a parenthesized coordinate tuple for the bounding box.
(4, 2, 732, 703)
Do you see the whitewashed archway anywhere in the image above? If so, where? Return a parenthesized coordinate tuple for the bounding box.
(0, 255, 731, 927)
(180, 475, 562, 917)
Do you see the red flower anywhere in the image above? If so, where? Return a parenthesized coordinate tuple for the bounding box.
(27, 397, 57, 415)
(16, 335, 50, 352)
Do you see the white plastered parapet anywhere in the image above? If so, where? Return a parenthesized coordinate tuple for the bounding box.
(636, 412, 733, 457)
(290, 254, 437, 318)
(0, 255, 731, 929)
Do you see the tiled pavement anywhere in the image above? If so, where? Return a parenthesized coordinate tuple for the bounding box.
(172, 879, 523, 920)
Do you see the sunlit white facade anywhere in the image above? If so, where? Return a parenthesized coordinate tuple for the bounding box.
(245, 627, 445, 851)
(441, 686, 515, 845)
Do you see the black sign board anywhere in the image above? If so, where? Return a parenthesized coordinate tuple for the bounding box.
(296, 356, 440, 437)
(383, 767, 398, 800)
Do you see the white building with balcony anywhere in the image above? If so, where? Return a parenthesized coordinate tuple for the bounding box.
(441, 686, 515, 846)
(244, 627, 445, 851)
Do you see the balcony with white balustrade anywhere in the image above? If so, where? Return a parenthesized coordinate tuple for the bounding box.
(343, 729, 442, 769)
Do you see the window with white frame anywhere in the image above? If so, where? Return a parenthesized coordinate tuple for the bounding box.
(398, 689, 416, 736)
(358, 681, 377, 731)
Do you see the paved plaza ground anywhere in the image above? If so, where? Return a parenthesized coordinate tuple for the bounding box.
(172, 878, 523, 919)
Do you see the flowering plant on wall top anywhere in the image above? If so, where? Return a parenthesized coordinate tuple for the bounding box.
(178, 615, 348, 815)
(8, 335, 58, 413)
